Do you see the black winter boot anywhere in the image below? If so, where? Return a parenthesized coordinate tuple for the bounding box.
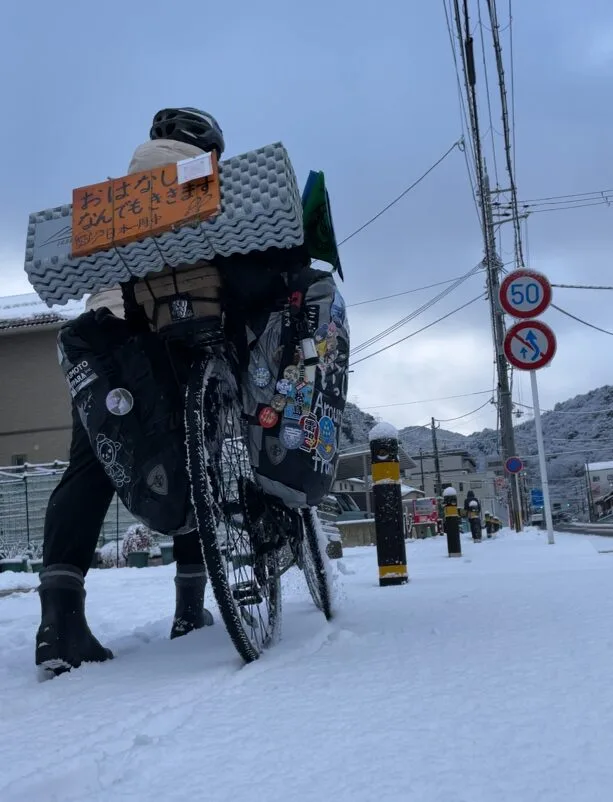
(36, 564, 113, 677)
(170, 564, 214, 640)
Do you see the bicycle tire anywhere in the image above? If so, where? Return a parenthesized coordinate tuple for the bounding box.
(301, 507, 334, 621)
(185, 354, 281, 663)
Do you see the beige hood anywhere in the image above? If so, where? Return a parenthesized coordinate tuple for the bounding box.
(87, 138, 207, 316)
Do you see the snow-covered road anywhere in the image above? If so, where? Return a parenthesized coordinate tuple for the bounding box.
(2, 529, 613, 802)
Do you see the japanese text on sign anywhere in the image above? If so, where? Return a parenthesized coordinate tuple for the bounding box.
(71, 157, 221, 258)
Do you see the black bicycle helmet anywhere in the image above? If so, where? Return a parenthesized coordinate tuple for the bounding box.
(150, 107, 225, 157)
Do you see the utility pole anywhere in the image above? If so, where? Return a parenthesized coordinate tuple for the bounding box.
(483, 171, 521, 531)
(419, 448, 426, 493)
(585, 456, 594, 523)
(431, 418, 443, 497)
(451, 0, 521, 532)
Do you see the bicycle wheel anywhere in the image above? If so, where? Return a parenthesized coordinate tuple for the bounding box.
(300, 507, 334, 621)
(185, 354, 281, 663)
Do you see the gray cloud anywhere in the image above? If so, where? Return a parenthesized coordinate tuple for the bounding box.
(2, 0, 612, 436)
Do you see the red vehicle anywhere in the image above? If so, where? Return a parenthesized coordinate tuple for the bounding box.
(412, 497, 441, 536)
(413, 497, 439, 525)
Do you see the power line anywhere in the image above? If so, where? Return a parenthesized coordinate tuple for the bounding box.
(442, 0, 482, 224)
(351, 262, 483, 356)
(515, 188, 613, 204)
(508, 0, 517, 193)
(336, 139, 463, 249)
(551, 283, 613, 291)
(435, 396, 495, 422)
(551, 303, 613, 337)
(486, 0, 524, 268)
(513, 401, 613, 415)
(522, 200, 611, 216)
(477, 0, 500, 186)
(346, 274, 481, 308)
(351, 293, 485, 366)
(362, 389, 494, 410)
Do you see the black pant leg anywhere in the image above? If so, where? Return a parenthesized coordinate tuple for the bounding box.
(172, 531, 205, 566)
(43, 404, 115, 576)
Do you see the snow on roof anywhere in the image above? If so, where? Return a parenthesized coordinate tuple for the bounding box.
(0, 292, 84, 331)
(587, 461, 613, 472)
(369, 422, 398, 442)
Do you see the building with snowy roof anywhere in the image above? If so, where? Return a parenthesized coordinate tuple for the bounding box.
(585, 461, 613, 516)
(0, 292, 84, 465)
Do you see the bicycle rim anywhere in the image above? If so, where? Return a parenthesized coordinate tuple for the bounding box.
(185, 355, 281, 663)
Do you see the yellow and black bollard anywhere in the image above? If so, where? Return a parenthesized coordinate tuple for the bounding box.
(485, 512, 493, 538)
(369, 423, 409, 586)
(442, 487, 462, 558)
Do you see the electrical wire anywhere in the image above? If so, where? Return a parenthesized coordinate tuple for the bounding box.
(513, 401, 613, 415)
(434, 396, 495, 422)
(361, 389, 494, 410)
(351, 293, 486, 366)
(515, 188, 613, 204)
(351, 262, 483, 356)
(551, 303, 613, 337)
(508, 0, 517, 193)
(346, 274, 482, 308)
(335, 139, 463, 249)
(551, 283, 613, 291)
(477, 0, 500, 186)
(442, 0, 482, 224)
(485, 0, 525, 268)
(522, 200, 612, 215)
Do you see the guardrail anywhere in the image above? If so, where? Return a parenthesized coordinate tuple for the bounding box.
(555, 523, 613, 537)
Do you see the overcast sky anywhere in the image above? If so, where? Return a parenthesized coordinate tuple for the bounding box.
(2, 0, 613, 435)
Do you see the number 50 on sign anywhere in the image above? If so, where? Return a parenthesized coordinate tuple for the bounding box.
(499, 269, 552, 319)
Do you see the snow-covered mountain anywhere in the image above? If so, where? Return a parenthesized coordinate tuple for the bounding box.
(341, 385, 613, 490)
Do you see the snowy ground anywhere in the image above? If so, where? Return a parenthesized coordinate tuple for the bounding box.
(2, 529, 613, 802)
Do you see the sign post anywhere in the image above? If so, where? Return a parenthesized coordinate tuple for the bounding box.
(501, 269, 556, 545)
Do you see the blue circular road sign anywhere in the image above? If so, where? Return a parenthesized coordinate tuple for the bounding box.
(505, 456, 524, 474)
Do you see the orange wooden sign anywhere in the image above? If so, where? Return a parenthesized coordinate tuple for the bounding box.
(71, 154, 221, 258)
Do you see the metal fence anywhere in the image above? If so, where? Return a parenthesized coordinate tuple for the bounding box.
(0, 462, 138, 555)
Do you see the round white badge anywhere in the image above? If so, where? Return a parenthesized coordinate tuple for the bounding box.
(106, 388, 134, 416)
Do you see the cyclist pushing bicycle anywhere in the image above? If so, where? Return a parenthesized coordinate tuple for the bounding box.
(34, 107, 349, 677)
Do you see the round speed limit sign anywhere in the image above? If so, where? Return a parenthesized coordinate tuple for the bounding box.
(499, 269, 552, 319)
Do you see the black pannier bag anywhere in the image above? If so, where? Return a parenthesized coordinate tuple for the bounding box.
(57, 308, 193, 535)
(241, 265, 350, 508)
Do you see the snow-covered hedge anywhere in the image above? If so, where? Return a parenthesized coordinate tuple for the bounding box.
(121, 524, 155, 561)
(99, 541, 126, 568)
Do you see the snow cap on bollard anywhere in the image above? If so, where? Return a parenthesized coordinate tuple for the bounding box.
(443, 487, 457, 498)
(368, 421, 398, 442)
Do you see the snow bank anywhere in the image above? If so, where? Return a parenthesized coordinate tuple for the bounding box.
(2, 532, 613, 802)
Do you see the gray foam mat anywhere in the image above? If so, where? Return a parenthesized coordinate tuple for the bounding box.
(25, 142, 304, 306)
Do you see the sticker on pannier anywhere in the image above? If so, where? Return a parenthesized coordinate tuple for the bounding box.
(242, 267, 349, 509)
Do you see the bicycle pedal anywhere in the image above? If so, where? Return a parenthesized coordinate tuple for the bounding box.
(232, 581, 262, 605)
